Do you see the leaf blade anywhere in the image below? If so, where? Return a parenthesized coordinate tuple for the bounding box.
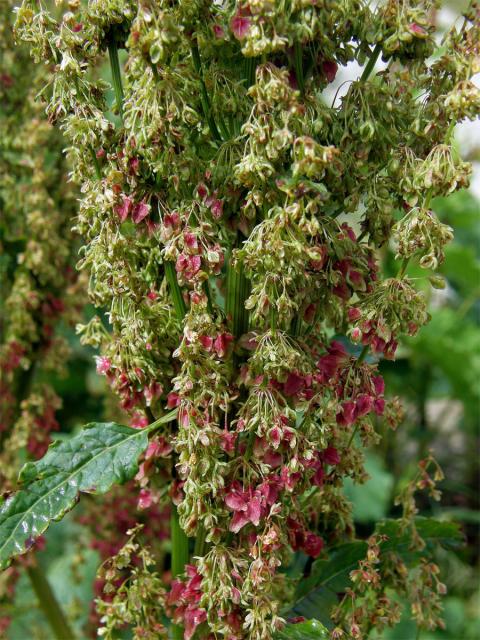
(0, 417, 171, 569)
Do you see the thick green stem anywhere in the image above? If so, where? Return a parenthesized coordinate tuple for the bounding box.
(226, 254, 249, 340)
(164, 261, 187, 319)
(164, 260, 190, 639)
(171, 507, 190, 640)
(27, 565, 76, 640)
(360, 43, 382, 82)
(108, 38, 124, 121)
(291, 313, 302, 337)
(357, 344, 369, 365)
(396, 257, 410, 279)
(244, 56, 257, 88)
(191, 41, 222, 142)
(194, 525, 207, 557)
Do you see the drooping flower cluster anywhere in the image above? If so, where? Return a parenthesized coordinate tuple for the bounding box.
(0, 0, 85, 630)
(13, 0, 479, 638)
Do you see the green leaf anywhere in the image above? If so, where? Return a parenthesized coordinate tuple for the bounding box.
(289, 518, 463, 627)
(0, 411, 176, 569)
(343, 453, 394, 523)
(275, 619, 329, 639)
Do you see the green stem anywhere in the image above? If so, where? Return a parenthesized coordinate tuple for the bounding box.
(357, 344, 369, 365)
(171, 506, 190, 640)
(291, 313, 302, 337)
(396, 257, 410, 279)
(164, 261, 190, 640)
(27, 566, 76, 640)
(244, 56, 257, 88)
(226, 253, 249, 339)
(293, 41, 305, 95)
(190, 41, 222, 142)
(89, 146, 102, 180)
(108, 38, 124, 121)
(360, 43, 382, 82)
(346, 423, 359, 449)
(164, 261, 187, 319)
(194, 525, 207, 557)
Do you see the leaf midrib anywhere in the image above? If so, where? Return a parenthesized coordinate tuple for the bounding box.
(0, 419, 163, 565)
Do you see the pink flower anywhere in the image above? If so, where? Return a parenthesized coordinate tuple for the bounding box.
(374, 398, 385, 415)
(409, 23, 427, 36)
(197, 183, 208, 200)
(355, 393, 374, 418)
(283, 371, 305, 397)
(372, 375, 385, 396)
(220, 431, 237, 453)
(132, 201, 150, 224)
(225, 482, 266, 532)
(199, 335, 214, 351)
(312, 465, 325, 486)
(303, 532, 324, 558)
(115, 195, 132, 222)
(128, 157, 140, 174)
(138, 488, 153, 509)
(167, 392, 181, 408)
(166, 579, 185, 606)
(184, 232, 199, 253)
(144, 381, 162, 404)
(348, 307, 362, 322)
(322, 446, 340, 466)
(231, 14, 251, 39)
(131, 412, 149, 428)
(351, 327, 362, 342)
(210, 199, 224, 219)
(184, 607, 207, 640)
(213, 333, 233, 358)
(95, 356, 111, 375)
(213, 24, 225, 39)
(322, 60, 338, 83)
(146, 436, 172, 459)
(336, 400, 356, 426)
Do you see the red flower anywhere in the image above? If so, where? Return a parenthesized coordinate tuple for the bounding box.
(132, 201, 150, 224)
(322, 60, 338, 83)
(283, 371, 305, 397)
(322, 446, 340, 466)
(115, 195, 132, 222)
(304, 532, 324, 558)
(231, 14, 251, 40)
(336, 400, 356, 426)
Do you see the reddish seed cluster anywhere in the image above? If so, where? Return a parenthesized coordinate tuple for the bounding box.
(167, 566, 208, 640)
(317, 340, 385, 426)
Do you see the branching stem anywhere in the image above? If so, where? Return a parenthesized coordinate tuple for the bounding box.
(27, 565, 76, 640)
(191, 40, 222, 142)
(108, 38, 124, 121)
(360, 43, 382, 82)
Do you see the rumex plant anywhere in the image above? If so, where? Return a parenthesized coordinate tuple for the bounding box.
(1, 0, 478, 638)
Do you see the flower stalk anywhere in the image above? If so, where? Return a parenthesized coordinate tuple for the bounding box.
(108, 37, 124, 121)
(190, 40, 222, 142)
(27, 566, 76, 640)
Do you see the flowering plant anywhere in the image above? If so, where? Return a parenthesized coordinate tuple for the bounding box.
(1, 0, 478, 638)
